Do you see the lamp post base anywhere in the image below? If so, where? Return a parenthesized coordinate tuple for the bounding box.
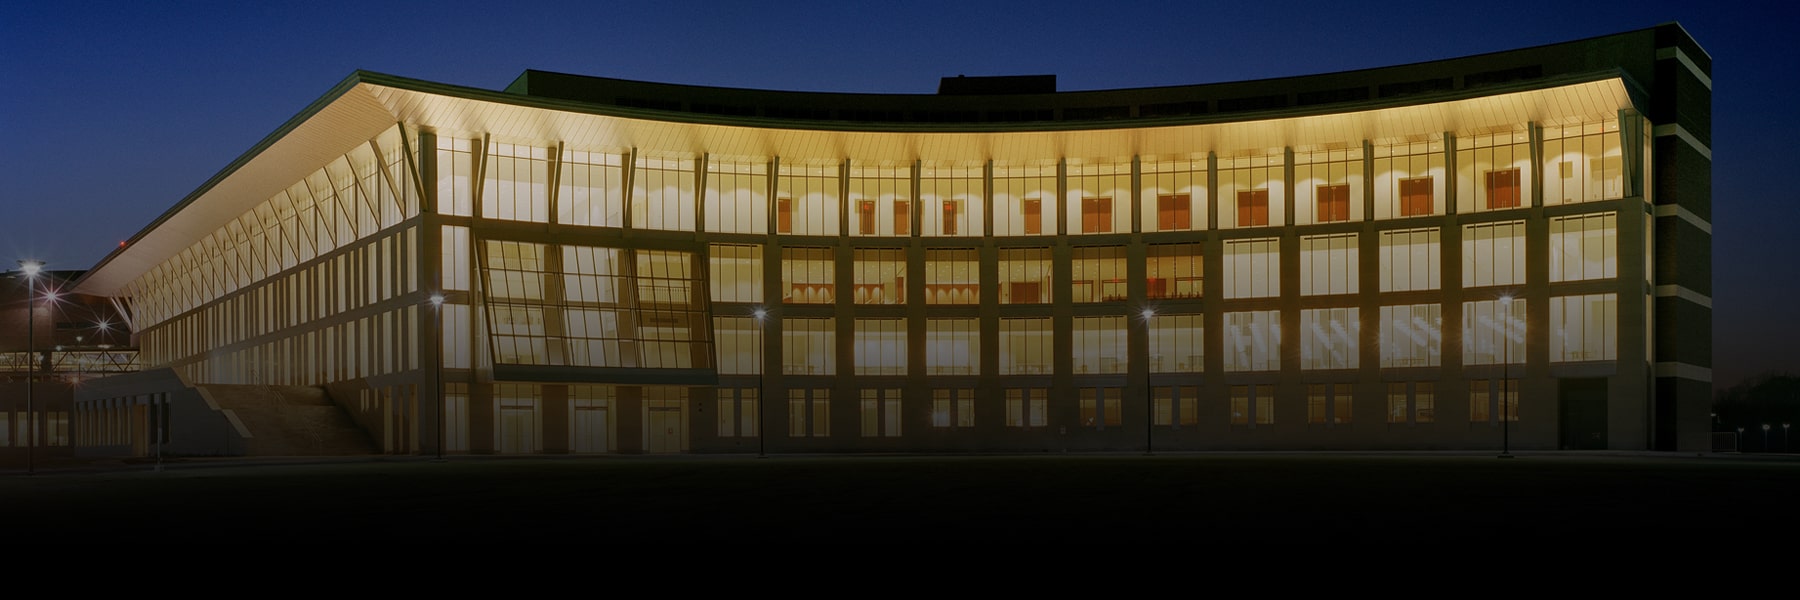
(1496, 453, 1515, 459)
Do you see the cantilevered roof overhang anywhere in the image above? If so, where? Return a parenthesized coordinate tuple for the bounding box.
(74, 69, 1641, 298)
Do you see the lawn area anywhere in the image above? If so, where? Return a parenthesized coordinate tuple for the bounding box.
(5, 453, 1795, 543)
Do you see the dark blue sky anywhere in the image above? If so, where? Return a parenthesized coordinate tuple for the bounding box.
(2, 1, 1793, 391)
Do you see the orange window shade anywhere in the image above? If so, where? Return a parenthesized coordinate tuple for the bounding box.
(857, 200, 875, 234)
(1082, 197, 1112, 233)
(893, 200, 910, 235)
(941, 200, 957, 235)
(1023, 198, 1042, 234)
(1400, 177, 1433, 216)
(1158, 194, 1191, 230)
(777, 197, 793, 233)
(1317, 184, 1350, 222)
(1237, 190, 1269, 227)
(1486, 169, 1521, 209)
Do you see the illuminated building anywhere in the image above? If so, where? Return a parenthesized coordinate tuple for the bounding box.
(70, 23, 1712, 455)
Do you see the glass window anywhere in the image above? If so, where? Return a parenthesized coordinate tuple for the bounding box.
(1142, 159, 1206, 232)
(1379, 228, 1440, 292)
(926, 319, 979, 375)
(1379, 304, 1441, 368)
(780, 247, 834, 304)
(999, 318, 1053, 374)
(849, 163, 911, 237)
(1071, 246, 1127, 302)
(782, 318, 835, 375)
(994, 162, 1057, 236)
(1457, 131, 1533, 213)
(632, 154, 696, 231)
(1549, 213, 1617, 282)
(709, 244, 763, 303)
(777, 161, 841, 236)
(1469, 379, 1518, 423)
(1543, 119, 1623, 205)
(787, 388, 831, 437)
(1148, 314, 1203, 373)
(921, 164, 983, 237)
(1068, 161, 1130, 234)
(481, 143, 551, 223)
(559, 149, 624, 227)
(854, 318, 906, 375)
(860, 388, 902, 437)
(712, 316, 763, 374)
(1230, 384, 1274, 425)
(1300, 233, 1357, 296)
(1219, 151, 1284, 228)
(1463, 298, 1525, 366)
(704, 158, 767, 234)
(998, 247, 1052, 304)
(1300, 307, 1358, 370)
(1223, 238, 1279, 299)
(1072, 316, 1127, 374)
(1308, 383, 1352, 425)
(436, 137, 475, 217)
(1551, 294, 1617, 362)
(851, 249, 906, 305)
(1146, 244, 1203, 300)
(1294, 147, 1363, 224)
(1005, 388, 1049, 427)
(930, 389, 975, 428)
(1224, 311, 1280, 372)
(1079, 387, 1124, 428)
(1462, 220, 1526, 289)
(925, 249, 978, 305)
(1372, 139, 1446, 220)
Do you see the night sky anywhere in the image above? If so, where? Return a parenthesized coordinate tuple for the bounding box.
(2, 1, 1794, 392)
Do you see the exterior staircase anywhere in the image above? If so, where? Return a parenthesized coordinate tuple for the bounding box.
(195, 384, 376, 456)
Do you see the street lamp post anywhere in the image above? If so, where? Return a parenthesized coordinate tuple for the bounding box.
(1737, 427, 1745, 453)
(1762, 424, 1771, 453)
(754, 307, 768, 459)
(429, 293, 446, 462)
(1498, 294, 1514, 459)
(1141, 307, 1155, 456)
(1784, 423, 1792, 453)
(19, 260, 44, 475)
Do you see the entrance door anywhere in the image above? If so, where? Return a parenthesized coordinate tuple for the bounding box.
(644, 389, 687, 453)
(571, 401, 610, 453)
(1558, 378, 1607, 450)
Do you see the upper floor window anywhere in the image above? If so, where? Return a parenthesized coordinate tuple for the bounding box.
(1295, 147, 1361, 225)
(1069, 161, 1130, 234)
(1219, 151, 1283, 229)
(1457, 131, 1532, 214)
(1374, 138, 1445, 220)
(1142, 158, 1206, 232)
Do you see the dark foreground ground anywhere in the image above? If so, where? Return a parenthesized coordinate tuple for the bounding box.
(5, 452, 1795, 543)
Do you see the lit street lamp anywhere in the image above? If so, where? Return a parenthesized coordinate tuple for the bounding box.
(1141, 307, 1155, 456)
(1737, 427, 1746, 453)
(1762, 424, 1771, 452)
(429, 292, 446, 462)
(1498, 294, 1514, 459)
(18, 259, 44, 475)
(753, 307, 768, 458)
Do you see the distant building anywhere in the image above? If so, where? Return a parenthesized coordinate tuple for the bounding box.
(69, 23, 1712, 456)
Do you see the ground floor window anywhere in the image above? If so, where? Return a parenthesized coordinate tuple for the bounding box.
(1469, 379, 1519, 423)
(932, 388, 975, 428)
(1079, 387, 1123, 428)
(717, 387, 759, 438)
(788, 388, 831, 437)
(1307, 383, 1352, 425)
(1386, 382, 1435, 425)
(1006, 388, 1048, 427)
(1153, 386, 1199, 427)
(860, 388, 902, 437)
(1230, 385, 1274, 426)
